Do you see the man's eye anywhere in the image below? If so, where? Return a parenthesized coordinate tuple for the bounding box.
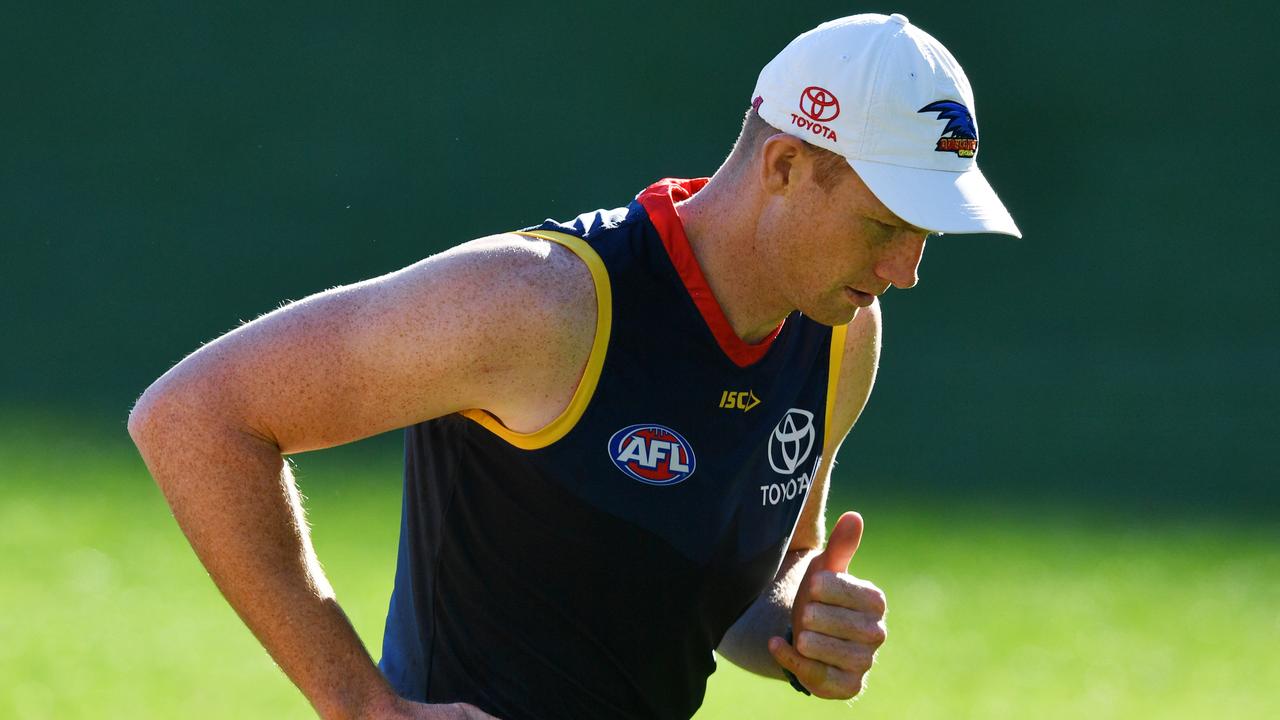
(868, 219, 896, 236)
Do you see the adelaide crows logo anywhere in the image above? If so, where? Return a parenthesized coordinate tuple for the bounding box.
(918, 100, 978, 158)
(608, 424, 696, 486)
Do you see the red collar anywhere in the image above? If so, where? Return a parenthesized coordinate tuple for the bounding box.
(636, 178, 783, 368)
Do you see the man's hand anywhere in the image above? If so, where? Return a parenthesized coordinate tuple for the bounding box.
(768, 511, 887, 699)
(371, 697, 502, 719)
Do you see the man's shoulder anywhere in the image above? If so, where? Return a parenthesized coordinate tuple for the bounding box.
(391, 233, 601, 431)
(442, 232, 598, 324)
(827, 300, 883, 442)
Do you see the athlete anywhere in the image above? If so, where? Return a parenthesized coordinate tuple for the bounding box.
(128, 13, 1019, 720)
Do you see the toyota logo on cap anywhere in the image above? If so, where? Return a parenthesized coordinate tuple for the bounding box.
(799, 86, 840, 122)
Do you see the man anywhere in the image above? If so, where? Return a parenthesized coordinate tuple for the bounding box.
(129, 13, 1019, 720)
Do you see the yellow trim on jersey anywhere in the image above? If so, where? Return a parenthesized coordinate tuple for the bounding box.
(459, 230, 612, 450)
(822, 322, 848, 458)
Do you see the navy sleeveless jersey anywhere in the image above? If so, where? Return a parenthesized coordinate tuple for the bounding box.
(378, 178, 846, 719)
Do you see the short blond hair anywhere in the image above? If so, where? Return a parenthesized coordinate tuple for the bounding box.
(725, 107, 851, 192)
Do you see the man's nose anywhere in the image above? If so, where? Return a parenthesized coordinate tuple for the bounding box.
(874, 233, 927, 290)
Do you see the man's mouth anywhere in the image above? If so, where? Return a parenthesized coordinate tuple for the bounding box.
(844, 286, 876, 308)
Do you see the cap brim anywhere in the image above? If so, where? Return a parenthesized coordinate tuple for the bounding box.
(850, 158, 1022, 238)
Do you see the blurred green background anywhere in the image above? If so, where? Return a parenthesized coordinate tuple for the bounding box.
(3, 1, 1277, 718)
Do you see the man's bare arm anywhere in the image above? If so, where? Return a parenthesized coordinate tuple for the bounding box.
(716, 300, 882, 683)
(128, 235, 596, 719)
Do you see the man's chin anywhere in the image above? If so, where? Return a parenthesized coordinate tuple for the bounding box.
(807, 304, 861, 327)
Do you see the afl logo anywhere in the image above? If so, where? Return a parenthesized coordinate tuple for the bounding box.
(769, 409, 815, 475)
(608, 424, 696, 486)
(799, 86, 840, 122)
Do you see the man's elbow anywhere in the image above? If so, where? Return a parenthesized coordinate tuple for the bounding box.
(127, 377, 205, 469)
(127, 382, 159, 446)
(128, 376, 279, 472)
(127, 380, 178, 468)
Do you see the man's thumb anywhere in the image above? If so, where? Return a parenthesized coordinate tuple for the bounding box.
(815, 511, 863, 573)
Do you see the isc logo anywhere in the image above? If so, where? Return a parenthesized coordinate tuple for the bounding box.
(718, 389, 761, 412)
(607, 424, 697, 486)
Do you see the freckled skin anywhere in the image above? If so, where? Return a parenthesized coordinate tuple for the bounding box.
(129, 236, 595, 720)
(680, 132, 927, 340)
(755, 157, 929, 328)
(128, 129, 902, 716)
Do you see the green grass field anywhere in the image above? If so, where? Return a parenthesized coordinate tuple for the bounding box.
(3, 419, 1277, 719)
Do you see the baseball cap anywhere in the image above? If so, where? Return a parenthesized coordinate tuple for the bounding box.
(751, 13, 1021, 238)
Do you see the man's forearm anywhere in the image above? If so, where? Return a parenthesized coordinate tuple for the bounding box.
(717, 548, 819, 678)
(129, 397, 397, 720)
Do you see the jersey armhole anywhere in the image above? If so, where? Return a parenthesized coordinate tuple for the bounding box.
(459, 230, 612, 450)
(822, 322, 849, 459)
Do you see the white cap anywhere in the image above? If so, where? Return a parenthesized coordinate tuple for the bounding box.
(751, 13, 1021, 237)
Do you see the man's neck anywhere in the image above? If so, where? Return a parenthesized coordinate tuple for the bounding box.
(676, 173, 789, 344)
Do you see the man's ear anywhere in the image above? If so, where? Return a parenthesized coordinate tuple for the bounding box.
(759, 133, 808, 196)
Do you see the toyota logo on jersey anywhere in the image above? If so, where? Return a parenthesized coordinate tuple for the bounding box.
(768, 409, 815, 475)
(608, 424, 697, 486)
